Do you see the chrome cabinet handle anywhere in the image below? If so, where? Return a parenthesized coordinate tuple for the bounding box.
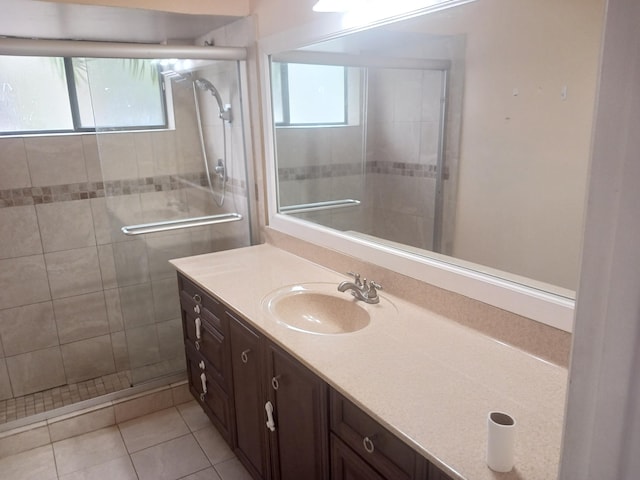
(265, 401, 276, 432)
(195, 317, 202, 340)
(193, 293, 202, 303)
(241, 349, 251, 364)
(200, 372, 207, 397)
(271, 375, 281, 390)
(363, 436, 375, 454)
(194, 304, 201, 314)
(195, 340, 201, 351)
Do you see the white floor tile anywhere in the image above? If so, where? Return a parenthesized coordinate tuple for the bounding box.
(58, 455, 137, 480)
(0, 445, 57, 480)
(214, 458, 253, 480)
(131, 434, 210, 480)
(53, 426, 128, 477)
(193, 425, 235, 465)
(177, 401, 211, 432)
(119, 406, 189, 453)
(179, 466, 222, 479)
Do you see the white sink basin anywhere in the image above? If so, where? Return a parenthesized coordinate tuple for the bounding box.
(262, 283, 395, 335)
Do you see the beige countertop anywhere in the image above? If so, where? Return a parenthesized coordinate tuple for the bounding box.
(170, 244, 567, 480)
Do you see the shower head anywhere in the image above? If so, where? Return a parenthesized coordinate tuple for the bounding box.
(194, 78, 231, 123)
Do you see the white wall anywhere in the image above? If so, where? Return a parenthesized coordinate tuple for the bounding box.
(447, 0, 604, 290)
(560, 0, 640, 476)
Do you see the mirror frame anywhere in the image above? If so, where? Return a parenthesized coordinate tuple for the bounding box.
(258, 1, 576, 333)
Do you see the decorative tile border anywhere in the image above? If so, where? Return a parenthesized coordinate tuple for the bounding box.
(0, 173, 246, 209)
(278, 160, 449, 181)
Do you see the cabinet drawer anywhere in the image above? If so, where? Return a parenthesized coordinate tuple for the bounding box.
(186, 347, 233, 444)
(330, 390, 423, 480)
(179, 275, 225, 327)
(180, 290, 224, 333)
(184, 312, 226, 386)
(331, 434, 386, 480)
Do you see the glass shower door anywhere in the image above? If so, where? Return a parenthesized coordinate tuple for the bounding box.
(84, 57, 251, 386)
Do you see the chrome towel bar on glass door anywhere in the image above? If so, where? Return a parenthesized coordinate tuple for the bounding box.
(279, 199, 361, 214)
(121, 213, 243, 236)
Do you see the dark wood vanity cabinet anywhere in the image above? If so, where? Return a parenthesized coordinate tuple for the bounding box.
(228, 311, 270, 480)
(179, 274, 234, 445)
(178, 273, 452, 480)
(265, 341, 330, 480)
(330, 390, 427, 480)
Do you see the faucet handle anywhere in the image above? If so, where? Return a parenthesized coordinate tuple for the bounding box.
(367, 281, 383, 299)
(347, 272, 362, 287)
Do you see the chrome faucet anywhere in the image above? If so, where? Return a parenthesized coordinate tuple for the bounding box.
(338, 272, 383, 304)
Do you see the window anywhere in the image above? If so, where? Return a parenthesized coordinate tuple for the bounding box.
(0, 56, 167, 135)
(272, 62, 347, 126)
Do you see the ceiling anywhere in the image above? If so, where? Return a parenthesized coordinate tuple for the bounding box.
(0, 0, 240, 44)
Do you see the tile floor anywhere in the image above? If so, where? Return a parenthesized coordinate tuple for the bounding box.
(0, 372, 132, 425)
(0, 401, 252, 480)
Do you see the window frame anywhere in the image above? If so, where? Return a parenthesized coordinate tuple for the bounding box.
(0, 56, 169, 136)
(273, 62, 349, 127)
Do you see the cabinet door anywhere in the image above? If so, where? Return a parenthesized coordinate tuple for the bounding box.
(331, 434, 386, 480)
(228, 312, 269, 480)
(266, 342, 329, 480)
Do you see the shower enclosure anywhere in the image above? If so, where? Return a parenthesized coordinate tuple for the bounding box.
(0, 47, 253, 427)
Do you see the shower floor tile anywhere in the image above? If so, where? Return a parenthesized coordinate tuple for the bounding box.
(0, 371, 132, 425)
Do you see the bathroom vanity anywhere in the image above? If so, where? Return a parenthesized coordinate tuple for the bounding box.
(171, 244, 567, 480)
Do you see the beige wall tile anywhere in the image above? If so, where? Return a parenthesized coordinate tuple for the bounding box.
(61, 335, 116, 383)
(6, 347, 66, 397)
(146, 232, 192, 281)
(0, 206, 43, 259)
(113, 389, 173, 424)
(0, 359, 13, 401)
(36, 200, 96, 253)
(45, 247, 103, 299)
(53, 292, 110, 344)
(113, 239, 150, 287)
(104, 288, 124, 332)
(156, 318, 183, 360)
(119, 283, 154, 329)
(119, 407, 189, 453)
(0, 255, 51, 310)
(0, 137, 31, 190)
(0, 445, 57, 480)
(125, 324, 160, 369)
(0, 302, 58, 356)
(130, 434, 209, 480)
(0, 424, 50, 459)
(151, 277, 180, 322)
(25, 136, 87, 187)
(89, 197, 112, 245)
(97, 244, 118, 290)
(52, 426, 127, 477)
(48, 406, 115, 442)
(111, 331, 130, 372)
(150, 130, 179, 176)
(81, 134, 102, 183)
(95, 133, 138, 181)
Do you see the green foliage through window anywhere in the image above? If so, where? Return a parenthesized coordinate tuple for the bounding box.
(0, 56, 167, 135)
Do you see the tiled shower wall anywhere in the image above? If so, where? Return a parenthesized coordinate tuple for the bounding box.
(0, 65, 250, 403)
(364, 67, 444, 251)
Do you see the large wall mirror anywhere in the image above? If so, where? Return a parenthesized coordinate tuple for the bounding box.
(264, 0, 604, 328)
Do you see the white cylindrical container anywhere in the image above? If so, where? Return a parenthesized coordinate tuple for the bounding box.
(487, 411, 516, 472)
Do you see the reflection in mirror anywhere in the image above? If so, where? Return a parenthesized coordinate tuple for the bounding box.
(271, 0, 603, 296)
